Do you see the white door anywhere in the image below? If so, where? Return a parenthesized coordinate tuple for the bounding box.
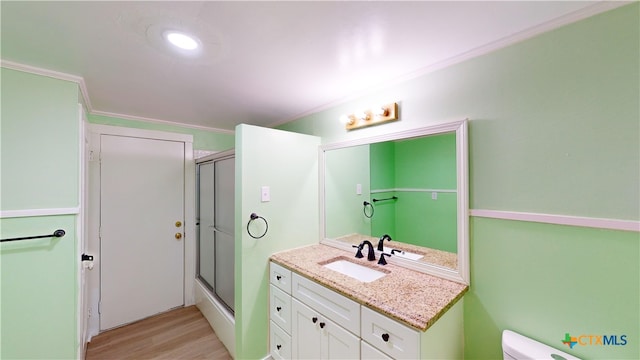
(99, 134, 185, 330)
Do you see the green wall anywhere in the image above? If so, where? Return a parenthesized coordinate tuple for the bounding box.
(235, 125, 320, 359)
(370, 134, 457, 252)
(89, 114, 234, 151)
(1, 68, 79, 358)
(279, 4, 639, 359)
(324, 144, 371, 238)
(1, 69, 79, 209)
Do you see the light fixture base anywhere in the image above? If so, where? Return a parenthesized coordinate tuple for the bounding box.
(345, 102, 398, 130)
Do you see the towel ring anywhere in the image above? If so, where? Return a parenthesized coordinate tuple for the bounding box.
(247, 213, 268, 239)
(363, 201, 374, 218)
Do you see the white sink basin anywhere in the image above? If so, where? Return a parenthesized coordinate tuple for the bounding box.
(323, 259, 386, 283)
(383, 249, 424, 261)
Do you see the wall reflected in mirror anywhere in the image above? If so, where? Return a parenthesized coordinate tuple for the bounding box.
(324, 132, 458, 270)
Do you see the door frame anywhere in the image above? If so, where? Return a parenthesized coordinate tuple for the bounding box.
(85, 124, 195, 338)
(77, 104, 89, 359)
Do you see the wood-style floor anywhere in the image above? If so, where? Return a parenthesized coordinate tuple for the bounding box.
(86, 306, 232, 360)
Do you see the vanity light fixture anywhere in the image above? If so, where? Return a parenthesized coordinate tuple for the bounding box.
(341, 102, 399, 130)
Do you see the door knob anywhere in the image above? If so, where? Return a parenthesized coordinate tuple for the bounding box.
(175, 233, 182, 240)
(175, 221, 182, 227)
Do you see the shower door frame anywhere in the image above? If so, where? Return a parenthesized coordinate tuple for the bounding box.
(196, 149, 235, 315)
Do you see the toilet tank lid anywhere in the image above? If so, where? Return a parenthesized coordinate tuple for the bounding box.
(502, 330, 581, 360)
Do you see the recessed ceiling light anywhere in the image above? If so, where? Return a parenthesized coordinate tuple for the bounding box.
(164, 31, 200, 51)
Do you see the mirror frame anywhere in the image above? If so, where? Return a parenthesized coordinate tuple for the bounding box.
(319, 119, 469, 284)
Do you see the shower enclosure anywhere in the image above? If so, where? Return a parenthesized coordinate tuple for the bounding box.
(196, 150, 235, 314)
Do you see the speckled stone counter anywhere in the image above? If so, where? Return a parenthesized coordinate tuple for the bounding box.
(270, 244, 468, 331)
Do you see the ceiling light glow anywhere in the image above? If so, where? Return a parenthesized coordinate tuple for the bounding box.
(165, 31, 199, 50)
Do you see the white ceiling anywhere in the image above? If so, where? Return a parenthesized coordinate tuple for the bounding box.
(0, 1, 620, 132)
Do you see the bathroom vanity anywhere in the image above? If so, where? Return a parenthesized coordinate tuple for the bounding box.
(269, 244, 468, 359)
(268, 120, 470, 359)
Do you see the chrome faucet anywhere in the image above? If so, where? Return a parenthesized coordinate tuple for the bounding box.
(377, 234, 392, 251)
(355, 240, 376, 261)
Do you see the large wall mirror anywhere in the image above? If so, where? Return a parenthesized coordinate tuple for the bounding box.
(320, 120, 469, 284)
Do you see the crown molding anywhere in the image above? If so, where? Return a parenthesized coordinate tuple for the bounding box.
(1, 59, 94, 112)
(1, 59, 232, 134)
(269, 1, 632, 128)
(90, 110, 234, 134)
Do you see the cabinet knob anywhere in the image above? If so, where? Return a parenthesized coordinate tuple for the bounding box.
(312, 317, 318, 323)
(277, 344, 282, 350)
(276, 306, 282, 312)
(319, 322, 326, 329)
(276, 275, 282, 280)
(382, 333, 390, 342)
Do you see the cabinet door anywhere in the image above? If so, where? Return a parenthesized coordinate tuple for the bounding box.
(292, 298, 359, 360)
(361, 341, 393, 360)
(323, 316, 360, 359)
(292, 298, 322, 359)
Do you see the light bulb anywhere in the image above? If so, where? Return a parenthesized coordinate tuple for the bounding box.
(374, 106, 389, 117)
(165, 31, 199, 50)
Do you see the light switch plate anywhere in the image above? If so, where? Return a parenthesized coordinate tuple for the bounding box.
(261, 186, 270, 202)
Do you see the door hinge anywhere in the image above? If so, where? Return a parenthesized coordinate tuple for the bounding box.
(98, 301, 101, 315)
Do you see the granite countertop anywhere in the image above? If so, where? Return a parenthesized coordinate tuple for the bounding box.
(270, 244, 468, 332)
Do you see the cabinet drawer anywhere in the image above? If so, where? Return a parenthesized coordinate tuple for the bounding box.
(270, 262, 292, 294)
(361, 340, 393, 360)
(292, 273, 360, 335)
(361, 306, 419, 359)
(270, 321, 291, 360)
(270, 285, 291, 333)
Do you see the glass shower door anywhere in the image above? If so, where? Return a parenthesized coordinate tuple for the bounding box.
(197, 153, 235, 313)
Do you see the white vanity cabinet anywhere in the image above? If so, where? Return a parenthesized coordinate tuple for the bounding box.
(269, 261, 464, 359)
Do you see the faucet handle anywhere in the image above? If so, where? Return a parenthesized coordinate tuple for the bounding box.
(352, 244, 364, 258)
(378, 253, 391, 265)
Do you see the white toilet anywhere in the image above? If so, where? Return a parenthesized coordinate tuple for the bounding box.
(502, 330, 581, 360)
